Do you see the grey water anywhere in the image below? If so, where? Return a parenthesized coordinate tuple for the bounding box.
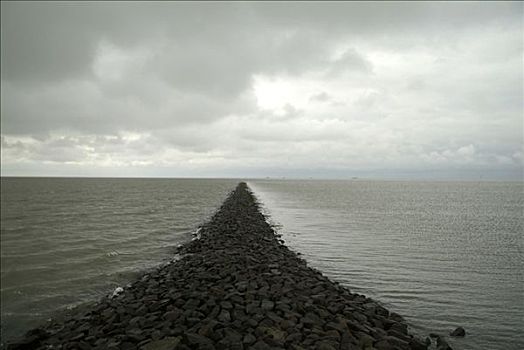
(0, 177, 238, 344)
(248, 179, 524, 350)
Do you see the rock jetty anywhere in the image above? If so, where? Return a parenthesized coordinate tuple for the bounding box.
(8, 182, 428, 350)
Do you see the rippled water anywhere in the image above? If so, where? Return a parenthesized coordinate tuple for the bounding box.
(0, 177, 238, 344)
(248, 180, 524, 350)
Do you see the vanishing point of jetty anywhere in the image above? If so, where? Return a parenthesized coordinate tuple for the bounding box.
(9, 183, 430, 350)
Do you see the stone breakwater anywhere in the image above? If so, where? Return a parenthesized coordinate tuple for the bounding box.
(8, 182, 431, 350)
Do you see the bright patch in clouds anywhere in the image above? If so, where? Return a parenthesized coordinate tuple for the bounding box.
(253, 76, 299, 111)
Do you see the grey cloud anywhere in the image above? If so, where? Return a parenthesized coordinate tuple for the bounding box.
(154, 42, 256, 99)
(328, 48, 373, 76)
(254, 2, 521, 37)
(1, 2, 96, 82)
(1, 2, 237, 83)
(1, 2, 331, 87)
(1, 2, 522, 178)
(1, 79, 257, 136)
(6, 2, 518, 84)
(309, 92, 330, 102)
(152, 27, 335, 99)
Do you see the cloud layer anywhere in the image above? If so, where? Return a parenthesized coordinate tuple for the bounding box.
(1, 2, 522, 179)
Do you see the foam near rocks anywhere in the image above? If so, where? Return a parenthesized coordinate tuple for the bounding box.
(7, 182, 429, 350)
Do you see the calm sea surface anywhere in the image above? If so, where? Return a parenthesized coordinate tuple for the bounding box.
(248, 180, 523, 350)
(0, 178, 238, 344)
(1, 178, 522, 349)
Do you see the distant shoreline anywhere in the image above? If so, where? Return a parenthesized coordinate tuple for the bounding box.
(1, 175, 522, 183)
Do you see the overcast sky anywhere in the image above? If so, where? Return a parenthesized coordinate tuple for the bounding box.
(1, 1, 522, 179)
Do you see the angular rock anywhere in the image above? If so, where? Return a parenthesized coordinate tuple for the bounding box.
(218, 309, 231, 323)
(436, 336, 453, 350)
(375, 339, 395, 350)
(261, 299, 275, 311)
(449, 326, 465, 337)
(409, 337, 428, 350)
(185, 332, 214, 347)
(357, 332, 375, 348)
(140, 337, 181, 350)
(251, 340, 271, 350)
(242, 333, 257, 345)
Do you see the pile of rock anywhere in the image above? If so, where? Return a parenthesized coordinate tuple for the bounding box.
(8, 182, 430, 350)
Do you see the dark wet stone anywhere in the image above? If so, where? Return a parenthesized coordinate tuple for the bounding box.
(262, 326, 286, 341)
(280, 319, 295, 330)
(247, 318, 258, 327)
(223, 327, 242, 342)
(243, 333, 257, 345)
(340, 342, 359, 350)
(266, 311, 283, 324)
(183, 299, 200, 310)
(370, 326, 388, 340)
(163, 310, 180, 321)
(220, 301, 233, 309)
(436, 336, 453, 350)
(276, 302, 291, 313)
(325, 321, 346, 333)
(409, 337, 429, 350)
(145, 330, 159, 341)
(126, 328, 145, 342)
(301, 312, 322, 327)
(218, 309, 231, 323)
(375, 305, 389, 317)
(6, 328, 49, 350)
(450, 326, 465, 337)
(286, 332, 302, 343)
(388, 322, 408, 335)
(375, 339, 395, 350)
(345, 319, 368, 333)
(129, 316, 145, 328)
(250, 340, 271, 350)
(387, 328, 411, 342)
(389, 312, 405, 322)
(324, 329, 340, 341)
(246, 302, 260, 314)
(340, 330, 357, 346)
(121, 341, 137, 350)
(384, 335, 409, 348)
(140, 337, 181, 350)
(198, 320, 218, 338)
(357, 332, 375, 349)
(185, 332, 214, 347)
(68, 332, 85, 342)
(261, 299, 275, 311)
(136, 305, 148, 316)
(316, 341, 337, 350)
